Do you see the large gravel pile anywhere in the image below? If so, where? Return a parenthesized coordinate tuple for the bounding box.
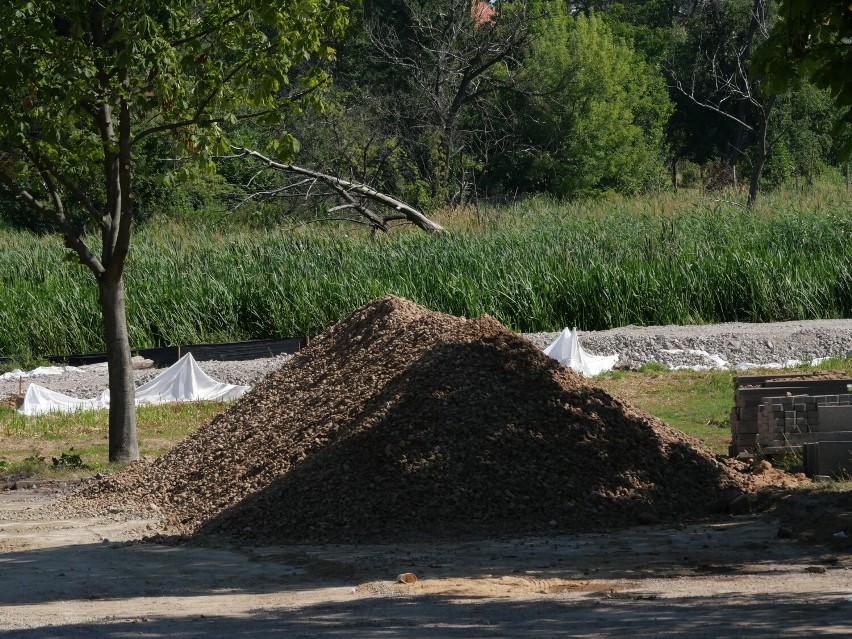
(57, 296, 747, 543)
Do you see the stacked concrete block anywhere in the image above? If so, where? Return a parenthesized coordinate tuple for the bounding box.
(818, 405, 852, 432)
(803, 440, 852, 477)
(757, 395, 819, 442)
(756, 394, 852, 446)
(729, 373, 852, 456)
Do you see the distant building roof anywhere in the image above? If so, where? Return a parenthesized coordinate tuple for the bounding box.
(471, 0, 496, 28)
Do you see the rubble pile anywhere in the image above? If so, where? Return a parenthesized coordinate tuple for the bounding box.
(60, 296, 748, 543)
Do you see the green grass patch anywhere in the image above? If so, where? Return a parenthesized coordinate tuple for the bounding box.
(596, 368, 736, 453)
(596, 357, 852, 454)
(0, 401, 227, 476)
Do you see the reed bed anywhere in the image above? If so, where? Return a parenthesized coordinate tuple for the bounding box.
(1, 188, 850, 359)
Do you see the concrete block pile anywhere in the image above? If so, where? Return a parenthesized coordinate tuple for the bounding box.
(729, 373, 852, 467)
(756, 394, 852, 445)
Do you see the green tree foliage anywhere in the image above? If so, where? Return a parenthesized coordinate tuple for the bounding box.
(260, 1, 851, 206)
(0, 0, 346, 461)
(758, 81, 841, 187)
(754, 0, 852, 159)
(492, 9, 672, 197)
(366, 0, 534, 203)
(667, 0, 776, 166)
(578, 1, 682, 61)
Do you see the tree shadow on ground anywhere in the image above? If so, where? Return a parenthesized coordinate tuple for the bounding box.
(2, 589, 850, 638)
(0, 514, 844, 608)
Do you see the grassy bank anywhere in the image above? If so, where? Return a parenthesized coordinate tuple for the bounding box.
(0, 401, 225, 478)
(1, 184, 850, 360)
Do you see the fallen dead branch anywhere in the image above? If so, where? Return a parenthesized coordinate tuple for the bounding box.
(228, 147, 444, 234)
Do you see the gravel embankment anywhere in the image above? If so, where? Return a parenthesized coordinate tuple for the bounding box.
(528, 318, 852, 370)
(1, 318, 850, 401)
(0, 356, 289, 403)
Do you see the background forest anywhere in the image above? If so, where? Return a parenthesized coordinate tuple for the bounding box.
(1, 0, 848, 231)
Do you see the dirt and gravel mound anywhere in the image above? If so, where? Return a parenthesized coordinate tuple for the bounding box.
(0, 393, 22, 409)
(58, 296, 748, 543)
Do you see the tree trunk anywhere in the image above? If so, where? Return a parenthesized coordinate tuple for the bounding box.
(671, 157, 678, 192)
(747, 96, 776, 210)
(748, 149, 764, 209)
(440, 125, 454, 203)
(99, 276, 138, 463)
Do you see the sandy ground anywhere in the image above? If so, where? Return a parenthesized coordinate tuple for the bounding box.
(1, 489, 850, 638)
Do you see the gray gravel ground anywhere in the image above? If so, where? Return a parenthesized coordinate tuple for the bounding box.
(526, 318, 852, 370)
(0, 355, 290, 402)
(1, 319, 850, 401)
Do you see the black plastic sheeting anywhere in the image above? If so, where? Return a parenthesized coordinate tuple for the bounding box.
(35, 337, 308, 368)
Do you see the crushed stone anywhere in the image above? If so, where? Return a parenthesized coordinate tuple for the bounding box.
(527, 320, 852, 370)
(4, 320, 850, 404)
(53, 296, 750, 543)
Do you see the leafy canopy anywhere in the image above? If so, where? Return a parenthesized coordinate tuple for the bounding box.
(0, 0, 348, 189)
(502, 8, 672, 196)
(754, 0, 852, 159)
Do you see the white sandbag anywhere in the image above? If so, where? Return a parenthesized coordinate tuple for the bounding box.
(659, 348, 730, 371)
(734, 356, 832, 371)
(661, 348, 729, 369)
(29, 365, 83, 377)
(18, 353, 249, 416)
(544, 328, 619, 377)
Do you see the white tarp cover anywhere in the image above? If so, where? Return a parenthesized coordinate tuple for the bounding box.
(658, 349, 832, 372)
(19, 353, 249, 416)
(0, 365, 83, 381)
(19, 385, 103, 415)
(544, 328, 619, 377)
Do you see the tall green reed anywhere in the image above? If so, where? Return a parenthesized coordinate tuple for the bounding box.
(1, 190, 849, 359)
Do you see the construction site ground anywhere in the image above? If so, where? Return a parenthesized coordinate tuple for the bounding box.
(1, 488, 850, 639)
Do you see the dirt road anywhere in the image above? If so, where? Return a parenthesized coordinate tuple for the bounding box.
(0, 489, 850, 638)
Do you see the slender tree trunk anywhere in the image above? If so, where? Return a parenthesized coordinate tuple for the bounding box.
(725, 101, 750, 180)
(99, 276, 138, 463)
(747, 96, 776, 209)
(440, 125, 454, 203)
(671, 157, 678, 192)
(747, 148, 765, 210)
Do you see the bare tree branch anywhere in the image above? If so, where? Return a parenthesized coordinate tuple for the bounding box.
(169, 11, 246, 49)
(0, 171, 105, 277)
(229, 146, 445, 233)
(368, 0, 535, 199)
(33, 154, 106, 229)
